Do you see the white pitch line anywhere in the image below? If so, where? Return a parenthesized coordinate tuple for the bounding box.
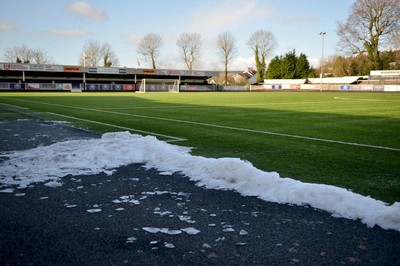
(333, 96, 397, 102)
(46, 112, 186, 143)
(0, 100, 185, 142)
(0, 103, 29, 110)
(100, 105, 194, 110)
(112, 113, 400, 152)
(2, 97, 400, 152)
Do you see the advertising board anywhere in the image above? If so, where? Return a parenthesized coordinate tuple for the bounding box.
(0, 63, 63, 72)
(0, 63, 29, 71)
(64, 66, 81, 72)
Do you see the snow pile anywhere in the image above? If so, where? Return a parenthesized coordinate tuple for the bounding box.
(0, 131, 399, 232)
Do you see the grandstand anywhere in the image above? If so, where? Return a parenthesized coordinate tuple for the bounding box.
(1, 62, 399, 92)
(0, 62, 219, 92)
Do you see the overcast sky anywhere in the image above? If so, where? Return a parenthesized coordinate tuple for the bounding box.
(0, 0, 355, 70)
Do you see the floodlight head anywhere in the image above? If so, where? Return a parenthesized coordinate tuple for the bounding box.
(320, 32, 326, 35)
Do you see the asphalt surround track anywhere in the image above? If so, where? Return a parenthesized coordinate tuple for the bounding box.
(0, 119, 399, 266)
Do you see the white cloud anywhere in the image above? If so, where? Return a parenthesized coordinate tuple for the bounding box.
(44, 29, 89, 38)
(66, 2, 108, 21)
(0, 22, 17, 31)
(231, 55, 254, 71)
(309, 57, 321, 68)
(279, 15, 318, 24)
(197, 56, 219, 71)
(127, 35, 142, 44)
(187, 0, 272, 35)
(191, 51, 253, 71)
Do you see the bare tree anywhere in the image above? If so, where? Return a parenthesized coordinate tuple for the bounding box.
(80, 40, 119, 67)
(247, 30, 276, 82)
(3, 44, 54, 64)
(101, 42, 119, 67)
(337, 0, 400, 70)
(176, 32, 201, 70)
(137, 33, 163, 69)
(216, 31, 237, 85)
(31, 48, 54, 64)
(80, 40, 102, 66)
(3, 46, 24, 63)
(391, 31, 400, 50)
(247, 30, 276, 59)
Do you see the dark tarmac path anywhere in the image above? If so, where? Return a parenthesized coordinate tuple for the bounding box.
(0, 120, 399, 265)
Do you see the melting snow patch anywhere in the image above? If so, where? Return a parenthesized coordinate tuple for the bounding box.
(87, 208, 102, 213)
(178, 215, 196, 224)
(223, 227, 235, 232)
(159, 171, 173, 176)
(0, 131, 399, 232)
(164, 242, 175, 248)
(44, 181, 62, 188)
(143, 227, 199, 235)
(154, 208, 172, 216)
(112, 195, 140, 205)
(160, 228, 182, 235)
(143, 227, 161, 234)
(181, 227, 201, 235)
(126, 237, 137, 243)
(0, 188, 15, 193)
(239, 230, 248, 235)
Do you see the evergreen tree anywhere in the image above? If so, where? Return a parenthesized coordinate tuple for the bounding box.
(104, 55, 112, 67)
(266, 50, 314, 79)
(281, 50, 297, 79)
(265, 55, 282, 78)
(381, 50, 395, 69)
(261, 53, 266, 79)
(254, 45, 263, 82)
(295, 53, 311, 78)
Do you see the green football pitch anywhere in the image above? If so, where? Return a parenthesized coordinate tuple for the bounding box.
(1, 91, 399, 203)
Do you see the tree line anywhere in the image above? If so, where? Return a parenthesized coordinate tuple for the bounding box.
(265, 50, 314, 79)
(2, 0, 399, 84)
(323, 50, 400, 77)
(2, 29, 277, 85)
(3, 44, 55, 65)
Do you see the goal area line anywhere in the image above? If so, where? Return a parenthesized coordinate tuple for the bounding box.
(0, 103, 186, 143)
(46, 112, 187, 142)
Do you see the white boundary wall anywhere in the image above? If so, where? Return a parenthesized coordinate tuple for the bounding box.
(300, 84, 400, 91)
(251, 84, 400, 92)
(384, 85, 400, 92)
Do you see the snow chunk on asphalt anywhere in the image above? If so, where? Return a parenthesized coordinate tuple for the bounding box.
(142, 227, 160, 234)
(1, 131, 399, 232)
(181, 227, 201, 235)
(86, 208, 102, 213)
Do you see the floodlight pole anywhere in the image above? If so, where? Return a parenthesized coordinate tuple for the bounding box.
(83, 52, 87, 90)
(319, 32, 326, 92)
